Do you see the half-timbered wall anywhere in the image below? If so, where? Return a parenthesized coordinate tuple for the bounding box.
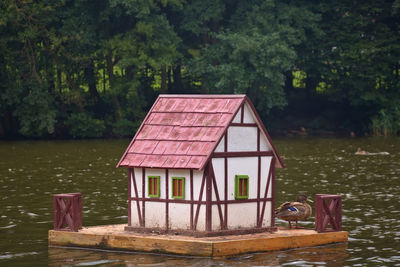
(210, 102, 275, 231)
(129, 167, 205, 231)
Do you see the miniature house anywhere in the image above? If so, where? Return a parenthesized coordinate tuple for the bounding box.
(117, 95, 284, 235)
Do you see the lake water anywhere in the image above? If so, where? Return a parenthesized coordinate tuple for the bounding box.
(1, 137, 399, 266)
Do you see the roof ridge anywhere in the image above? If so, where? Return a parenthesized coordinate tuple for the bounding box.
(158, 94, 246, 98)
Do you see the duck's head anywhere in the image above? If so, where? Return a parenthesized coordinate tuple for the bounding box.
(296, 193, 313, 203)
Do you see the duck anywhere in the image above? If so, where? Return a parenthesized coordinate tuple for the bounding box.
(355, 147, 389, 155)
(355, 147, 369, 155)
(275, 193, 313, 229)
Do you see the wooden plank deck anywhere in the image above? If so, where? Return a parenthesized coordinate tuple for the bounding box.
(48, 224, 348, 257)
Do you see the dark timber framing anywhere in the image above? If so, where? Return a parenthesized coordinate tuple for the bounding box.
(165, 169, 169, 230)
(205, 163, 212, 231)
(212, 151, 274, 158)
(224, 132, 228, 229)
(127, 169, 131, 226)
(142, 168, 145, 227)
(190, 169, 194, 230)
(257, 127, 261, 226)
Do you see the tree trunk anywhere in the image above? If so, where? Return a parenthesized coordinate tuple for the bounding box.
(305, 72, 318, 116)
(57, 68, 62, 94)
(167, 67, 172, 93)
(126, 65, 134, 79)
(106, 50, 121, 120)
(284, 71, 294, 95)
(173, 65, 183, 93)
(85, 59, 100, 100)
(106, 50, 114, 88)
(2, 107, 18, 138)
(160, 66, 167, 93)
(66, 72, 84, 112)
(0, 118, 4, 138)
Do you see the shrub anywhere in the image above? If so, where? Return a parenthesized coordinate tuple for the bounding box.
(370, 107, 400, 136)
(112, 119, 140, 137)
(65, 113, 105, 138)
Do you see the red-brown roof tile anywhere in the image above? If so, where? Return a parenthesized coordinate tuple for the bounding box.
(162, 156, 180, 168)
(174, 156, 191, 168)
(117, 94, 284, 170)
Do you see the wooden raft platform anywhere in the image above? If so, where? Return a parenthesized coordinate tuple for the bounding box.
(48, 224, 348, 257)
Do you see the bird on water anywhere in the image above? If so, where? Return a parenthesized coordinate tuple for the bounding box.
(275, 193, 313, 229)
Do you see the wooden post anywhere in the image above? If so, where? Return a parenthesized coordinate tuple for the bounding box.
(53, 193, 82, 231)
(315, 194, 342, 233)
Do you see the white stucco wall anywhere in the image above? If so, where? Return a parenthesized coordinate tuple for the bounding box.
(212, 205, 224, 230)
(214, 136, 225, 152)
(129, 168, 143, 227)
(227, 126, 258, 152)
(211, 158, 225, 201)
(259, 132, 270, 151)
(169, 203, 191, 230)
(262, 201, 272, 227)
(227, 203, 257, 229)
(232, 108, 241, 123)
(191, 170, 204, 200)
(145, 202, 165, 228)
(214, 102, 272, 154)
(194, 204, 206, 231)
(168, 169, 190, 230)
(132, 168, 143, 198)
(191, 170, 205, 231)
(242, 103, 254, 123)
(241, 102, 273, 151)
(227, 157, 258, 200)
(261, 156, 273, 198)
(130, 202, 140, 227)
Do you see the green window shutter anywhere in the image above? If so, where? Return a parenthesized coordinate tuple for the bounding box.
(171, 177, 185, 199)
(235, 175, 249, 199)
(148, 176, 160, 198)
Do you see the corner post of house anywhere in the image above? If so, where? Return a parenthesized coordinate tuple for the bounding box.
(257, 127, 261, 227)
(271, 157, 276, 228)
(142, 167, 145, 227)
(190, 169, 194, 230)
(224, 132, 228, 229)
(165, 169, 169, 231)
(127, 168, 132, 227)
(205, 162, 212, 232)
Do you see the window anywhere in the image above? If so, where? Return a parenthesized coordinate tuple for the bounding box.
(148, 176, 160, 197)
(171, 177, 185, 199)
(235, 175, 249, 199)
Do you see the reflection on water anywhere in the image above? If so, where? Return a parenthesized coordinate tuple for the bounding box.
(1, 137, 400, 266)
(48, 243, 348, 266)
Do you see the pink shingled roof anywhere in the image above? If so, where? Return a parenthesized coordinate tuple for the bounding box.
(117, 95, 245, 170)
(117, 94, 284, 170)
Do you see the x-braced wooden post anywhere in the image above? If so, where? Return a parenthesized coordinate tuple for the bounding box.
(315, 194, 342, 233)
(53, 193, 82, 232)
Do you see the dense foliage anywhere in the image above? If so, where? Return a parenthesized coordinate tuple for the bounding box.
(1, 0, 399, 138)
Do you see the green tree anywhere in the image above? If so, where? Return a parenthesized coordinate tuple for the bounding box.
(186, 0, 321, 117)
